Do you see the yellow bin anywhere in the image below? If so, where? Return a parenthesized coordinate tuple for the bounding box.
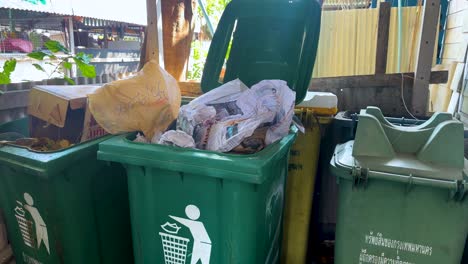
(281, 92, 337, 264)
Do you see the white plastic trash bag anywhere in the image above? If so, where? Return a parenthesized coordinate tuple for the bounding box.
(237, 80, 296, 145)
(178, 79, 296, 153)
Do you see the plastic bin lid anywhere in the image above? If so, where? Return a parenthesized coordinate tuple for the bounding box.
(200, 0, 321, 104)
(333, 107, 465, 182)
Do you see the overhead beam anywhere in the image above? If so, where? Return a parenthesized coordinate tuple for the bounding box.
(178, 71, 449, 96)
(309, 71, 448, 90)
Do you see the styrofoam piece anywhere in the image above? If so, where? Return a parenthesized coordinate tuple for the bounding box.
(297, 91, 338, 109)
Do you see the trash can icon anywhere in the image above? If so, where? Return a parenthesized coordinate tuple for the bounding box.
(159, 223, 190, 264)
(14, 203, 35, 248)
(15, 212, 35, 248)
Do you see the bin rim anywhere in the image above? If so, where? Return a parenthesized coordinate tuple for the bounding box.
(1, 135, 102, 154)
(98, 127, 298, 184)
(331, 141, 467, 192)
(0, 134, 114, 178)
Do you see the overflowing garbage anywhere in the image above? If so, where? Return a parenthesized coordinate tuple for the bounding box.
(2, 62, 296, 154)
(72, 60, 298, 154)
(131, 78, 296, 154)
(0, 136, 72, 152)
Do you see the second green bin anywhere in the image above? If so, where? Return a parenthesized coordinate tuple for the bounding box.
(330, 107, 468, 264)
(0, 118, 133, 264)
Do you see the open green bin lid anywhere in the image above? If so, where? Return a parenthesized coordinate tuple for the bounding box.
(200, 0, 322, 104)
(332, 107, 467, 194)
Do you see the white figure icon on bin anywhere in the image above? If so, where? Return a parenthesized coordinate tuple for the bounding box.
(159, 204, 212, 264)
(14, 192, 50, 254)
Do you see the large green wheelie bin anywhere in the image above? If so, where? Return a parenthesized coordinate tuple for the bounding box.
(330, 107, 468, 264)
(98, 0, 321, 262)
(98, 130, 296, 264)
(0, 117, 133, 264)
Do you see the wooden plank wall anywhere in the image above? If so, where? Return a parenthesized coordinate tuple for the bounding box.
(312, 6, 435, 78)
(429, 0, 467, 112)
(442, 0, 468, 64)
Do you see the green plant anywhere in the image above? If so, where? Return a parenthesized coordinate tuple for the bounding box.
(0, 40, 96, 85)
(187, 0, 231, 80)
(187, 40, 209, 80)
(199, 0, 231, 29)
(0, 59, 16, 85)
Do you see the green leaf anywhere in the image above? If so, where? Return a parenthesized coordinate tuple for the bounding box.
(32, 63, 46, 72)
(45, 40, 69, 53)
(27, 51, 48, 60)
(75, 52, 92, 64)
(0, 59, 16, 85)
(0, 73, 10, 85)
(62, 61, 72, 70)
(3, 59, 16, 74)
(73, 58, 96, 78)
(64, 76, 75, 85)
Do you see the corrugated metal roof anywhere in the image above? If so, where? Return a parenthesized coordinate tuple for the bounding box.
(1, 0, 72, 16)
(70, 0, 147, 26)
(1, 0, 147, 25)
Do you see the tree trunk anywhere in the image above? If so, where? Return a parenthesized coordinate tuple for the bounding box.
(161, 0, 196, 81)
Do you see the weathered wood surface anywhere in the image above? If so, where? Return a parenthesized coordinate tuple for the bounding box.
(412, 0, 441, 115)
(161, 0, 196, 80)
(180, 71, 447, 117)
(375, 2, 391, 74)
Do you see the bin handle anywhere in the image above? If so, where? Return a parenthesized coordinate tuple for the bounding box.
(367, 170, 457, 188)
(334, 152, 463, 191)
(367, 170, 466, 201)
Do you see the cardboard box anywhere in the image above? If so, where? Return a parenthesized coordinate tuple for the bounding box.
(28, 85, 108, 144)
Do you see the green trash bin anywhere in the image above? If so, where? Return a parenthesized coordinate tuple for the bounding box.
(98, 128, 296, 264)
(96, 0, 322, 262)
(330, 107, 468, 264)
(0, 118, 133, 264)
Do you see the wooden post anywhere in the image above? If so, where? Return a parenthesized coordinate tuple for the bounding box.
(161, 0, 196, 80)
(412, 0, 441, 116)
(375, 2, 391, 74)
(144, 0, 164, 66)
